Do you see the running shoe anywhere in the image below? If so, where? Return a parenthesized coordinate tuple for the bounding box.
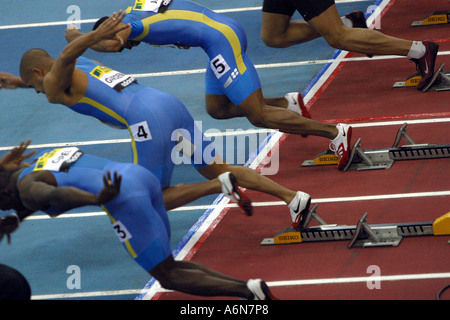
(218, 172, 253, 216)
(247, 279, 277, 300)
(285, 92, 311, 119)
(411, 41, 439, 91)
(345, 11, 373, 58)
(329, 123, 352, 170)
(290, 191, 312, 229)
(285, 92, 311, 137)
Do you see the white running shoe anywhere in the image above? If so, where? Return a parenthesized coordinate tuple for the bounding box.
(329, 123, 352, 170)
(284, 92, 311, 119)
(218, 172, 253, 216)
(247, 279, 277, 300)
(289, 191, 312, 228)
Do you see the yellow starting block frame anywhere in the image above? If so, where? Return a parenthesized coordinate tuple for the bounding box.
(411, 11, 450, 26)
(260, 205, 450, 248)
(393, 64, 450, 92)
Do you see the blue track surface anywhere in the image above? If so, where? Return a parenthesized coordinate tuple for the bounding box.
(0, 0, 374, 299)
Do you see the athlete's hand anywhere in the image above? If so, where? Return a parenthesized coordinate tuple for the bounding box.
(92, 10, 129, 44)
(0, 72, 29, 89)
(0, 214, 20, 245)
(0, 140, 36, 172)
(97, 171, 122, 204)
(65, 24, 82, 43)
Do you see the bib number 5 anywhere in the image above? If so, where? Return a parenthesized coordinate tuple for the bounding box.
(210, 54, 230, 79)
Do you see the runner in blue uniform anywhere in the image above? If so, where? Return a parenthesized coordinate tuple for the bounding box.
(0, 141, 276, 299)
(65, 1, 353, 170)
(0, 13, 313, 228)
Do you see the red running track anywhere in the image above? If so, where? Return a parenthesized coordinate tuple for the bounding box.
(156, 0, 450, 300)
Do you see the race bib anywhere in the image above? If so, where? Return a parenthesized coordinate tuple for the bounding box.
(89, 66, 136, 92)
(112, 220, 133, 243)
(34, 148, 84, 172)
(210, 54, 231, 80)
(133, 0, 172, 13)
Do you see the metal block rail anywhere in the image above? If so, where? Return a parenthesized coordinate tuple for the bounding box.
(301, 123, 450, 171)
(260, 205, 450, 248)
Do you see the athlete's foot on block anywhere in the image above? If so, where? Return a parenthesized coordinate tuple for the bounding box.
(285, 92, 311, 137)
(345, 11, 373, 58)
(330, 123, 352, 170)
(218, 172, 253, 216)
(411, 41, 439, 91)
(289, 191, 312, 228)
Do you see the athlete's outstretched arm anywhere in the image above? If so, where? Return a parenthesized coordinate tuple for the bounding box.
(19, 171, 122, 213)
(65, 23, 131, 52)
(0, 72, 32, 89)
(46, 11, 129, 101)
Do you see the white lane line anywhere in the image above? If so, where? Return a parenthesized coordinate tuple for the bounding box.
(1, 118, 449, 152)
(267, 272, 450, 287)
(130, 51, 450, 78)
(24, 190, 450, 220)
(31, 271, 450, 299)
(0, 1, 371, 30)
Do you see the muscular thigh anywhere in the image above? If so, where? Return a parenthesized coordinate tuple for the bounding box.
(263, 0, 335, 21)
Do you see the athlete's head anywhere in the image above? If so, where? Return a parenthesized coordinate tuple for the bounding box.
(93, 16, 140, 52)
(19, 48, 53, 94)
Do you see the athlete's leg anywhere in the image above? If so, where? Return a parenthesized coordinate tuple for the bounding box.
(149, 255, 255, 298)
(161, 181, 221, 211)
(308, 4, 412, 56)
(206, 93, 295, 119)
(261, 12, 321, 48)
(196, 154, 296, 204)
(239, 89, 337, 138)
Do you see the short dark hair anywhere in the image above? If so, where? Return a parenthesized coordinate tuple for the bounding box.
(93, 16, 109, 31)
(19, 48, 52, 81)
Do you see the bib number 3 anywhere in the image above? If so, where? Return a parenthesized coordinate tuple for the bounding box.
(112, 221, 132, 243)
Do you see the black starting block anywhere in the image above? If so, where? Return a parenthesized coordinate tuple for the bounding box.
(260, 204, 450, 248)
(411, 11, 450, 27)
(393, 63, 450, 92)
(301, 123, 450, 171)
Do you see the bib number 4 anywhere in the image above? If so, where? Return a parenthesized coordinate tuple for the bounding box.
(130, 121, 152, 142)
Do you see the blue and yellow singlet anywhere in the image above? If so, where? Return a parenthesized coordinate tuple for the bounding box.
(70, 57, 215, 188)
(19, 148, 172, 271)
(122, 0, 261, 105)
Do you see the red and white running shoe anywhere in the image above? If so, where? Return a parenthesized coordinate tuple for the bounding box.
(285, 92, 311, 119)
(411, 41, 439, 91)
(330, 123, 352, 170)
(247, 279, 278, 300)
(290, 191, 312, 229)
(345, 10, 373, 58)
(218, 172, 253, 216)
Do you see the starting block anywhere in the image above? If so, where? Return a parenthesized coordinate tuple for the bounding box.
(260, 204, 450, 248)
(393, 64, 450, 92)
(301, 123, 450, 171)
(411, 11, 450, 27)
